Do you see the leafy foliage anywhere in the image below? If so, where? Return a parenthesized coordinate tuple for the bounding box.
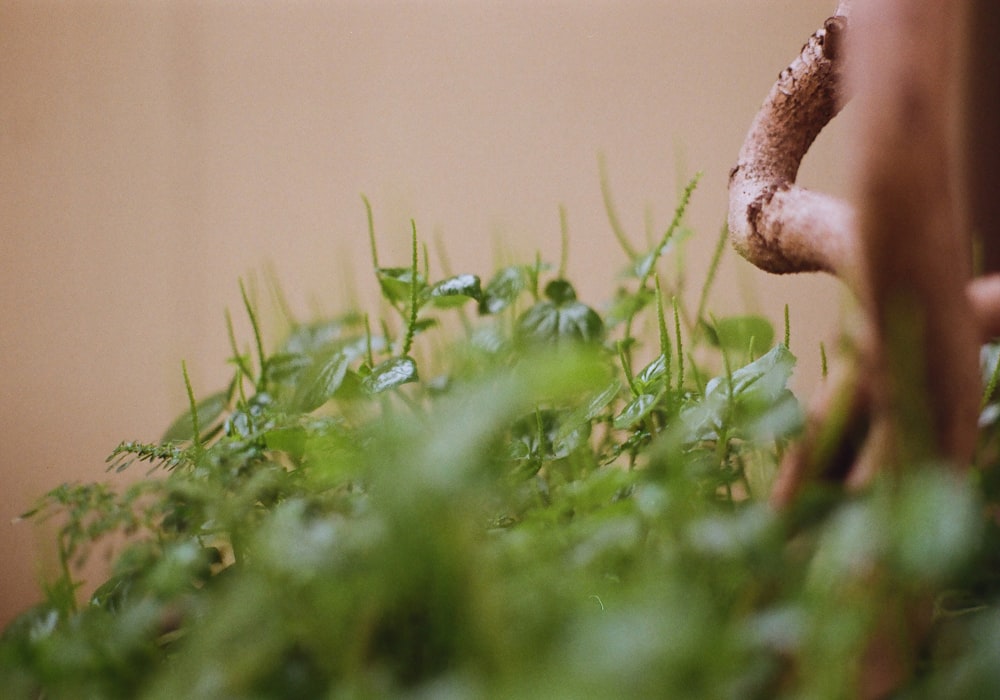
(5, 186, 1000, 699)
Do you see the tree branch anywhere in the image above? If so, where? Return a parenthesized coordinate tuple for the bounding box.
(963, 0, 1000, 274)
(736, 2, 995, 693)
(728, 2, 855, 277)
(852, 0, 979, 469)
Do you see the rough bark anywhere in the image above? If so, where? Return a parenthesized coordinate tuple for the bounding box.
(728, 2, 855, 278)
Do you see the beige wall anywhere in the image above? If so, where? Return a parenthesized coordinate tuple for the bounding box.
(0, 0, 848, 626)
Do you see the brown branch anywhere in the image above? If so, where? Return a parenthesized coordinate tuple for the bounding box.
(737, 3, 992, 694)
(852, 0, 979, 469)
(728, 0, 1000, 339)
(728, 2, 855, 277)
(734, 0, 993, 499)
(970, 275, 1000, 341)
(962, 0, 1000, 273)
(773, 274, 1000, 509)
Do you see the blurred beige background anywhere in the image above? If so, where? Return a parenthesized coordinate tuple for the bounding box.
(1, 0, 849, 626)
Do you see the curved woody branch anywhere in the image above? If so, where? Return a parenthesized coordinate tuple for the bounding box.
(731, 0, 1000, 506)
(729, 1, 1000, 337)
(728, 1, 854, 278)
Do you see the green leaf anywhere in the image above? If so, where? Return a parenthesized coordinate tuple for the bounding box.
(405, 318, 438, 340)
(516, 300, 605, 346)
(376, 267, 426, 305)
(614, 393, 659, 429)
(516, 280, 605, 347)
(290, 351, 351, 412)
(708, 343, 795, 404)
(263, 352, 312, 386)
(363, 356, 419, 394)
(281, 314, 364, 355)
(582, 380, 624, 422)
(681, 344, 799, 441)
(263, 425, 308, 461)
(510, 409, 592, 464)
(702, 315, 775, 354)
(543, 278, 577, 304)
(161, 390, 229, 443)
(479, 265, 530, 314)
(635, 354, 669, 394)
(425, 274, 483, 307)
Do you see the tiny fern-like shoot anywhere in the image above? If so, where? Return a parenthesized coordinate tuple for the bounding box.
(820, 341, 829, 380)
(558, 204, 569, 279)
(402, 220, 420, 357)
(638, 173, 702, 290)
(655, 276, 674, 403)
(784, 304, 791, 349)
(655, 276, 671, 359)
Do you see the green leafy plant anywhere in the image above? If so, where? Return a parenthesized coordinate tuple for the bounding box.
(4, 182, 1000, 699)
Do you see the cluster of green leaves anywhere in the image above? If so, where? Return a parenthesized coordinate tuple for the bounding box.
(4, 182, 1000, 699)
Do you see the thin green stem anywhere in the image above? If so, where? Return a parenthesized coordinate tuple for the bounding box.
(558, 204, 569, 279)
(364, 313, 375, 368)
(674, 296, 685, 393)
(599, 153, 637, 259)
(239, 280, 267, 390)
(362, 194, 379, 269)
(182, 360, 202, 453)
(225, 308, 254, 380)
(655, 276, 673, 406)
(265, 262, 297, 328)
(56, 537, 78, 615)
(695, 223, 728, 327)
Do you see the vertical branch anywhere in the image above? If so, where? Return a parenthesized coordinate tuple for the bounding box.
(962, 0, 1000, 274)
(851, 1, 979, 469)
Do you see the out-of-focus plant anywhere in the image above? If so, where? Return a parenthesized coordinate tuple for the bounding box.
(3, 179, 999, 699)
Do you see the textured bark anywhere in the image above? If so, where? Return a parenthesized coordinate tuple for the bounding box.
(727, 2, 855, 278)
